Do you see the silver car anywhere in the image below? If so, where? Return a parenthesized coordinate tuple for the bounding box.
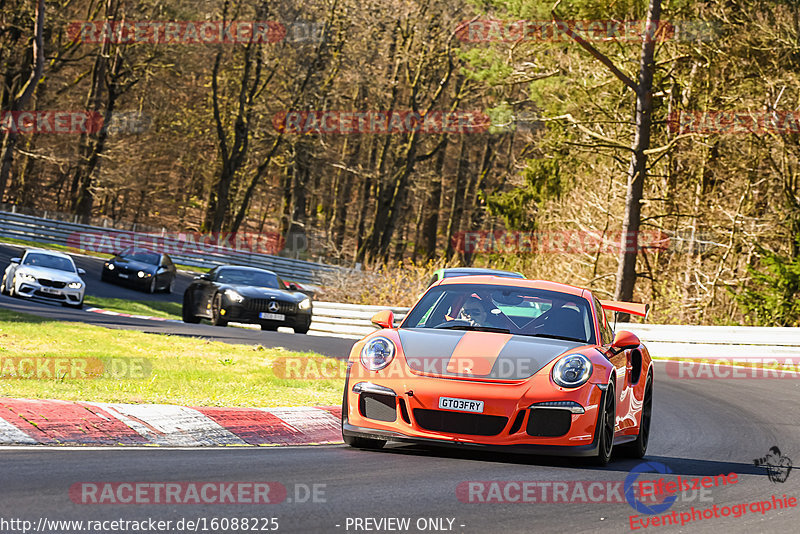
(1, 249, 86, 308)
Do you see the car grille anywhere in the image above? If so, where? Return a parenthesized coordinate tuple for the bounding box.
(34, 290, 66, 300)
(413, 409, 508, 436)
(526, 409, 572, 437)
(38, 279, 67, 288)
(359, 393, 397, 422)
(244, 299, 297, 314)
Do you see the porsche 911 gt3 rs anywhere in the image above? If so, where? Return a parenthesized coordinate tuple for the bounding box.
(342, 275, 653, 465)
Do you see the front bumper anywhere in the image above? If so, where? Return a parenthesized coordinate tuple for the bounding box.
(342, 371, 607, 454)
(103, 267, 153, 288)
(15, 279, 83, 304)
(222, 301, 312, 329)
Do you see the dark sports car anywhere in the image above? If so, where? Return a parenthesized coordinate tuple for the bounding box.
(181, 265, 312, 333)
(101, 247, 177, 293)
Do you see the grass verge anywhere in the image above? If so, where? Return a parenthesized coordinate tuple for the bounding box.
(0, 308, 344, 406)
(84, 296, 182, 319)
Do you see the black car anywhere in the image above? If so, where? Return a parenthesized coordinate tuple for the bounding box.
(101, 247, 177, 293)
(181, 266, 312, 333)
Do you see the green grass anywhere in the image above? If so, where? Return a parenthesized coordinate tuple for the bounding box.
(84, 296, 182, 319)
(0, 309, 344, 406)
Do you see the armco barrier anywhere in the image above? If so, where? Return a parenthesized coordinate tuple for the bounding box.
(0, 210, 341, 284)
(308, 302, 800, 358)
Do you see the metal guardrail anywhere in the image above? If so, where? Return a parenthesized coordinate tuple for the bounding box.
(309, 302, 800, 358)
(0, 210, 341, 284)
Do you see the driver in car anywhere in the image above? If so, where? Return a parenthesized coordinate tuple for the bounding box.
(458, 296, 505, 328)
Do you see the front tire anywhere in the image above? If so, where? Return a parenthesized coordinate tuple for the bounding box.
(620, 374, 652, 459)
(8, 276, 17, 298)
(1, 273, 8, 295)
(182, 292, 201, 324)
(147, 277, 156, 293)
(210, 293, 228, 327)
(593, 382, 616, 466)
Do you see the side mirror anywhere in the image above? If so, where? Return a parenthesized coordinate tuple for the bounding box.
(10, 257, 20, 264)
(77, 268, 86, 275)
(611, 330, 641, 354)
(288, 283, 299, 290)
(371, 310, 395, 330)
(195, 273, 211, 281)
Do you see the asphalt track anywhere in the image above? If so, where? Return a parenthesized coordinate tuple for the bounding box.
(1, 243, 798, 532)
(0, 243, 354, 358)
(1, 361, 798, 533)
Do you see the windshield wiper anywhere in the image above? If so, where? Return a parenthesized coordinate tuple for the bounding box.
(435, 325, 511, 333)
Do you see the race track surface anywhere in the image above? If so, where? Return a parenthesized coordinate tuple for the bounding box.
(1, 361, 798, 533)
(0, 244, 354, 358)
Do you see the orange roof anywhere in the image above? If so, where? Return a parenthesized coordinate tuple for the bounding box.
(437, 275, 587, 297)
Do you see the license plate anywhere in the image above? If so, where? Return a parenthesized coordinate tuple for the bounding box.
(259, 312, 285, 321)
(40, 287, 60, 295)
(118, 273, 129, 279)
(439, 397, 484, 413)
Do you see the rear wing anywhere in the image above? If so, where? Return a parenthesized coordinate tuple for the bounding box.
(599, 300, 650, 319)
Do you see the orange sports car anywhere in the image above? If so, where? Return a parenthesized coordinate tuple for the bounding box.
(341, 276, 652, 465)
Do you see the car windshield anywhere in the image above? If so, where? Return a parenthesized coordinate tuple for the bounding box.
(121, 249, 160, 265)
(402, 283, 596, 344)
(216, 268, 280, 288)
(22, 253, 75, 273)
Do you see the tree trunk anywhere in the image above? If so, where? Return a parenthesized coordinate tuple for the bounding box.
(0, 0, 44, 201)
(613, 0, 662, 315)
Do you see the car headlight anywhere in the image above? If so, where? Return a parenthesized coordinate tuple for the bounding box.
(67, 282, 82, 289)
(18, 273, 35, 282)
(137, 271, 151, 278)
(225, 289, 245, 303)
(298, 298, 311, 310)
(552, 354, 593, 388)
(107, 263, 115, 270)
(360, 336, 395, 371)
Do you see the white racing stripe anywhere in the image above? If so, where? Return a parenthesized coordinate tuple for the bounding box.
(89, 402, 247, 447)
(0, 417, 37, 444)
(262, 407, 340, 442)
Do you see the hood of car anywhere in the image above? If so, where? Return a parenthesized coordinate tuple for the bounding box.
(226, 285, 307, 302)
(397, 328, 582, 380)
(111, 259, 157, 273)
(16, 265, 82, 283)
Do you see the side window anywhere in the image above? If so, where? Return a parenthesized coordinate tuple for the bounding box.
(594, 297, 614, 345)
